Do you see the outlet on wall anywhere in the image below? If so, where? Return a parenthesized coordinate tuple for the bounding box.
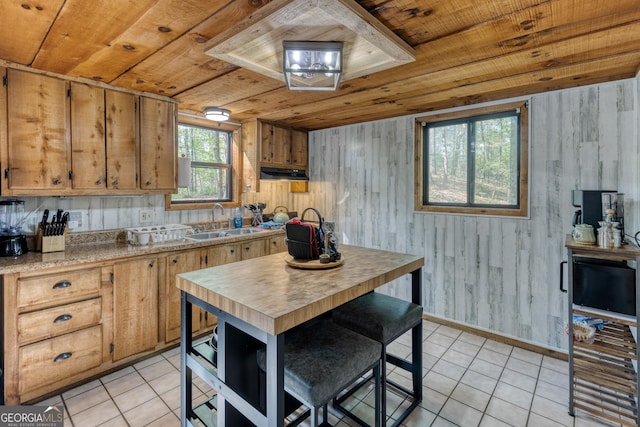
(67, 211, 83, 230)
(139, 209, 154, 223)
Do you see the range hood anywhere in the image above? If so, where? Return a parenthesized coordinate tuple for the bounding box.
(260, 167, 309, 181)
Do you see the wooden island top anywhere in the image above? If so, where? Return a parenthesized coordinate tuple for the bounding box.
(176, 245, 424, 336)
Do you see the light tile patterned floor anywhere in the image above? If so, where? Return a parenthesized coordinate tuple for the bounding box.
(35, 320, 626, 426)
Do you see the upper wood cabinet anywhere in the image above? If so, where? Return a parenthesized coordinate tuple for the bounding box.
(259, 120, 308, 168)
(70, 82, 107, 190)
(139, 97, 177, 192)
(68, 83, 139, 193)
(4, 69, 71, 193)
(242, 118, 308, 192)
(105, 90, 138, 190)
(1, 68, 175, 196)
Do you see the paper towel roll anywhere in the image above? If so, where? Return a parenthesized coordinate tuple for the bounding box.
(177, 156, 191, 188)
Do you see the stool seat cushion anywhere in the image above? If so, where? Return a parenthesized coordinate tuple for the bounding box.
(258, 319, 381, 407)
(332, 292, 423, 344)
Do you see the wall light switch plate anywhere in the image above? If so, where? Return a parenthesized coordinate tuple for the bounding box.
(139, 210, 154, 223)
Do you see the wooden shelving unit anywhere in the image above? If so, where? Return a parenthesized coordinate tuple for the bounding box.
(566, 237, 640, 427)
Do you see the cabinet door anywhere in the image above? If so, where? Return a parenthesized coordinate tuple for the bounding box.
(203, 244, 242, 267)
(140, 97, 177, 191)
(6, 69, 71, 192)
(290, 129, 308, 167)
(202, 245, 242, 327)
(260, 121, 273, 163)
(70, 82, 106, 190)
(106, 91, 138, 190)
(113, 258, 158, 361)
(165, 251, 202, 343)
(268, 236, 288, 254)
(241, 239, 268, 260)
(271, 126, 291, 166)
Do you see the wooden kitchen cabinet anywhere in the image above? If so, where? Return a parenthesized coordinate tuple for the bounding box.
(242, 118, 308, 192)
(3, 266, 104, 403)
(1, 67, 174, 196)
(70, 82, 107, 190)
(165, 250, 207, 343)
(140, 96, 177, 192)
(259, 120, 308, 168)
(240, 239, 269, 260)
(70, 84, 139, 192)
(112, 257, 159, 361)
(269, 235, 288, 254)
(105, 90, 138, 190)
(4, 68, 71, 193)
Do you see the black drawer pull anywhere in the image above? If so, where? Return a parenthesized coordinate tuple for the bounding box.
(52, 280, 71, 289)
(53, 352, 72, 362)
(54, 314, 73, 323)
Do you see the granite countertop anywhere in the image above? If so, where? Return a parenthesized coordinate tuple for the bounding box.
(0, 227, 285, 275)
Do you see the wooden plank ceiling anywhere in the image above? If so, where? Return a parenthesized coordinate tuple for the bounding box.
(1, 0, 639, 131)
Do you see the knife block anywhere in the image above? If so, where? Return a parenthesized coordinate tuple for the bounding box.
(36, 228, 66, 253)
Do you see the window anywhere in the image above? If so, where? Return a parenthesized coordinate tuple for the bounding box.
(166, 118, 241, 210)
(414, 101, 528, 217)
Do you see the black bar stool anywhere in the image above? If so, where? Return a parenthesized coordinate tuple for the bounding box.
(332, 292, 423, 426)
(258, 317, 382, 427)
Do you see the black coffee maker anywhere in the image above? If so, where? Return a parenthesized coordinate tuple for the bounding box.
(571, 189, 624, 237)
(0, 199, 29, 257)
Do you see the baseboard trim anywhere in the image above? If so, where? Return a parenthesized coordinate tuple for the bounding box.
(422, 313, 568, 362)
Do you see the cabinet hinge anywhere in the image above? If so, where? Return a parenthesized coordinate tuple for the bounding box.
(4, 169, 9, 180)
(68, 170, 73, 180)
(110, 343, 114, 353)
(109, 272, 114, 283)
(2, 75, 7, 87)
(67, 88, 72, 98)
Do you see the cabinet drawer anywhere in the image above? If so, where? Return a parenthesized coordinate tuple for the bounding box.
(19, 325, 102, 395)
(18, 298, 102, 345)
(18, 268, 101, 309)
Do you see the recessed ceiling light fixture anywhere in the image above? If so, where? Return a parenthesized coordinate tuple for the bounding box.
(283, 41, 342, 91)
(203, 107, 230, 122)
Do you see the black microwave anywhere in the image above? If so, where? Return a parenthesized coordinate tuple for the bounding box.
(573, 257, 636, 316)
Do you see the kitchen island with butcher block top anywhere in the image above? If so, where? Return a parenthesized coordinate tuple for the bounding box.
(176, 244, 424, 427)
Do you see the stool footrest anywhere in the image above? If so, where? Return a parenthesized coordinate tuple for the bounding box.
(387, 354, 413, 371)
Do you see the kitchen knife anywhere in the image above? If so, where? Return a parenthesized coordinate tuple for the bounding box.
(56, 209, 63, 223)
(41, 209, 49, 229)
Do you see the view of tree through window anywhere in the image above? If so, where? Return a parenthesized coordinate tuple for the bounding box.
(426, 111, 519, 207)
(171, 123, 232, 203)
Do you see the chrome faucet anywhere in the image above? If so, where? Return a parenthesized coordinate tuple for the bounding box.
(212, 203, 225, 230)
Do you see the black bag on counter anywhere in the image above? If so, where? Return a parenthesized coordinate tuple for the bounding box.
(285, 208, 325, 260)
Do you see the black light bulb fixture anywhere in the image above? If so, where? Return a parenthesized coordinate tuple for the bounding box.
(283, 41, 343, 91)
(203, 107, 231, 122)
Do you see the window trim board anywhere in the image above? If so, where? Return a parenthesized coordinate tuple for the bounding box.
(414, 100, 529, 217)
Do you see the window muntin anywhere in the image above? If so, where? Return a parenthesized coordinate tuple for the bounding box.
(415, 101, 528, 217)
(171, 123, 233, 204)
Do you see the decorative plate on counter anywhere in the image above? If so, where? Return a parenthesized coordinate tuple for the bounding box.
(285, 256, 345, 270)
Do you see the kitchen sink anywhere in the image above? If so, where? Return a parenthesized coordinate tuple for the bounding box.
(185, 228, 263, 241)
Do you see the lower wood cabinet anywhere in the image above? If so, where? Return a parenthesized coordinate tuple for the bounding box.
(19, 325, 102, 397)
(1, 234, 285, 404)
(165, 250, 207, 343)
(3, 266, 104, 403)
(112, 257, 159, 361)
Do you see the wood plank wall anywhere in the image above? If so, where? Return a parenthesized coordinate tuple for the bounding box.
(295, 76, 639, 351)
